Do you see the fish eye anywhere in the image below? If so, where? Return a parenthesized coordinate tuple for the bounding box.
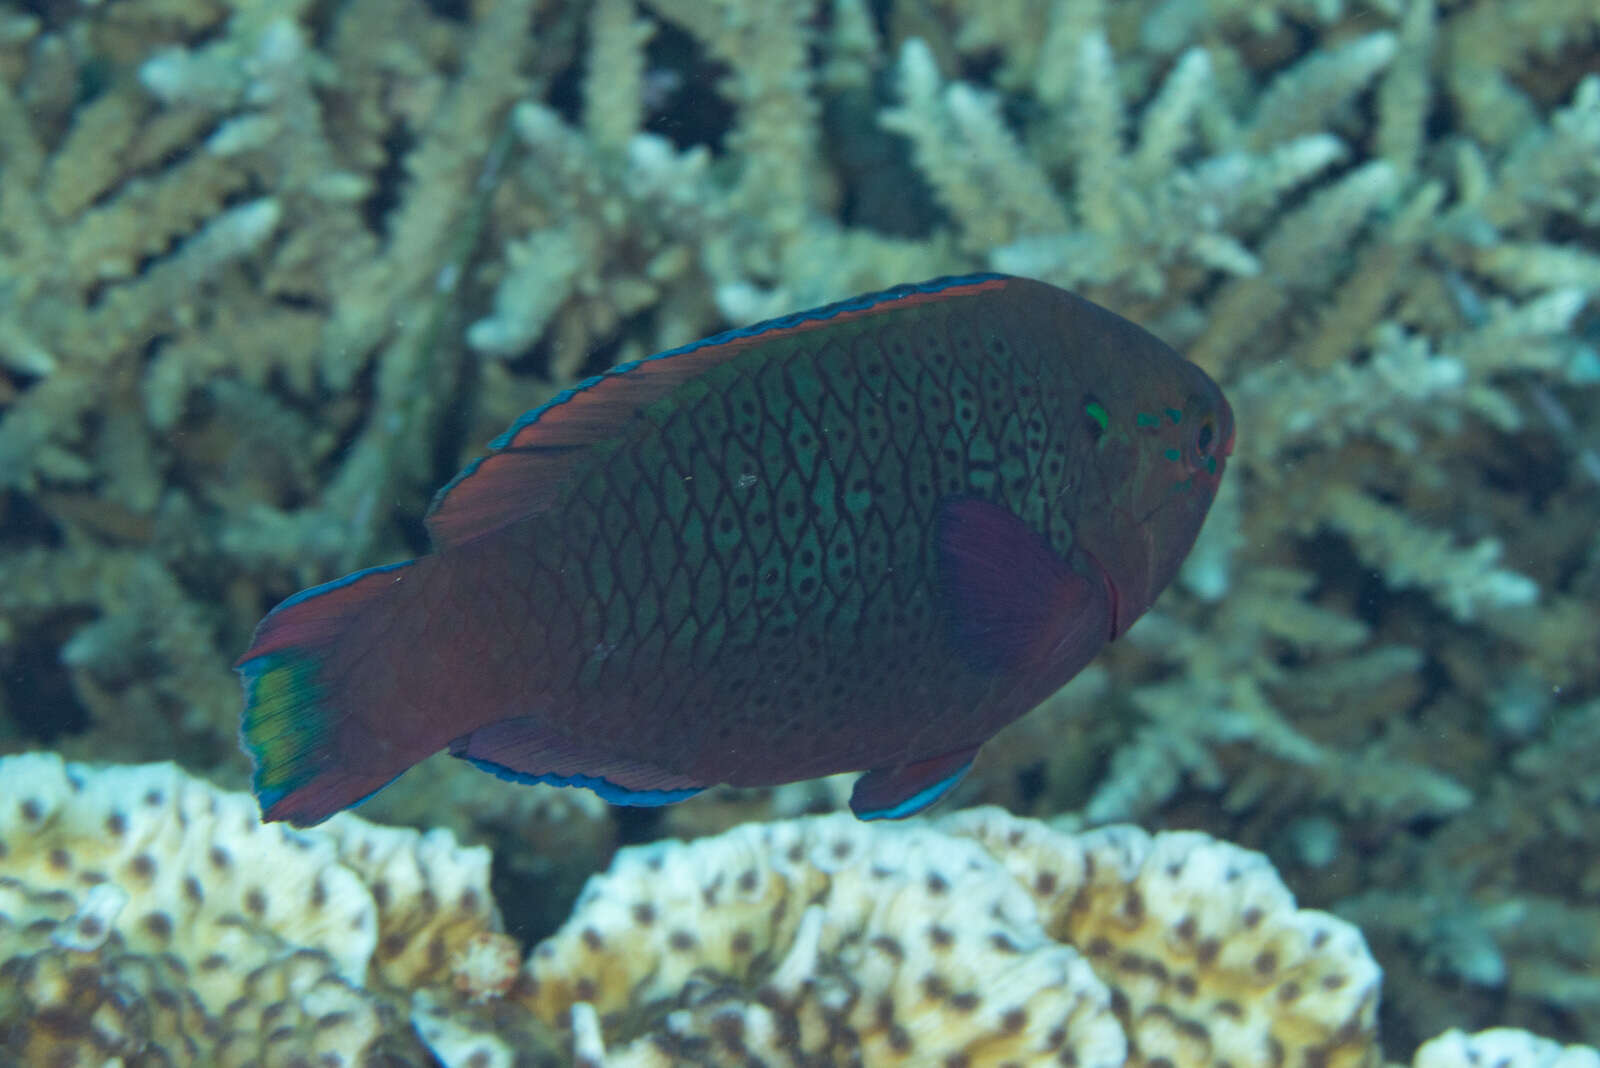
(1181, 415, 1221, 475)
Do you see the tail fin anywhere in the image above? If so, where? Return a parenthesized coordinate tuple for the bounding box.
(236, 560, 414, 826)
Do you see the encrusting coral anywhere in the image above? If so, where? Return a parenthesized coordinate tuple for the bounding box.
(2, 0, 1599, 1056)
(0, 752, 523, 1065)
(944, 808, 1382, 1068)
(1414, 1029, 1600, 1068)
(2, 754, 1596, 1067)
(522, 809, 1130, 1066)
(520, 806, 1385, 1067)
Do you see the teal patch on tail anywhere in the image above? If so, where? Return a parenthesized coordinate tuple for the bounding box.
(237, 649, 403, 825)
(235, 559, 417, 826)
(238, 651, 331, 815)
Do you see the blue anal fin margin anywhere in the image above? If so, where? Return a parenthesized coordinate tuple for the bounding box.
(449, 717, 709, 807)
(462, 757, 704, 807)
(850, 747, 978, 820)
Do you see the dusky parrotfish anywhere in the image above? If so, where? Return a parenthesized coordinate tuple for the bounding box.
(237, 274, 1233, 827)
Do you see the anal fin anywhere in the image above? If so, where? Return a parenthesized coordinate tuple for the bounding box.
(451, 717, 706, 806)
(850, 746, 978, 820)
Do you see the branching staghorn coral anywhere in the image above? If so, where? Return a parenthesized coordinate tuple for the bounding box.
(860, 0, 1598, 1019)
(0, 0, 535, 775)
(1337, 697, 1600, 1047)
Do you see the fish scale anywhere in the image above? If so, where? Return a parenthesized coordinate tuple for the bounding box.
(236, 274, 1232, 825)
(529, 296, 1058, 766)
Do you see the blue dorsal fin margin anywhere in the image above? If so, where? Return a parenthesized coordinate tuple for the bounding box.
(484, 273, 1009, 449)
(423, 273, 1012, 550)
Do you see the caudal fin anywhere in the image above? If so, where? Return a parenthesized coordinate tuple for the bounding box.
(235, 560, 414, 826)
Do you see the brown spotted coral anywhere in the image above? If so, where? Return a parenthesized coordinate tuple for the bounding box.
(2, 755, 1589, 1068)
(517, 807, 1382, 1067)
(0, 751, 510, 1065)
(1413, 1029, 1600, 1068)
(523, 810, 1128, 1065)
(944, 808, 1382, 1068)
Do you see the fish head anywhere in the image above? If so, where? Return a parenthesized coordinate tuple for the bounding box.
(1074, 357, 1233, 638)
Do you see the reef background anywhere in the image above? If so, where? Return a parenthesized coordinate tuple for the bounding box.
(0, 0, 1597, 1062)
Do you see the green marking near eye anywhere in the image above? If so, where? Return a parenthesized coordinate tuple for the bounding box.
(1164, 408, 1182, 423)
(1206, 456, 1217, 475)
(1163, 448, 1181, 462)
(1136, 412, 1160, 428)
(1085, 401, 1108, 433)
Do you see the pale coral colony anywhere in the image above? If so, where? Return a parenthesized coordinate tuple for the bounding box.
(0, 0, 1598, 1066)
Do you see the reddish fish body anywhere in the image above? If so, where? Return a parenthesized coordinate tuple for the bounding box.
(238, 275, 1233, 825)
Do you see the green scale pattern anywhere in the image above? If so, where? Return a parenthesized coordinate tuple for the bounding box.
(497, 291, 1095, 783)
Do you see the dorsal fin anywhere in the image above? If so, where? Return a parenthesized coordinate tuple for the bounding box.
(424, 273, 1012, 549)
(424, 359, 720, 549)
